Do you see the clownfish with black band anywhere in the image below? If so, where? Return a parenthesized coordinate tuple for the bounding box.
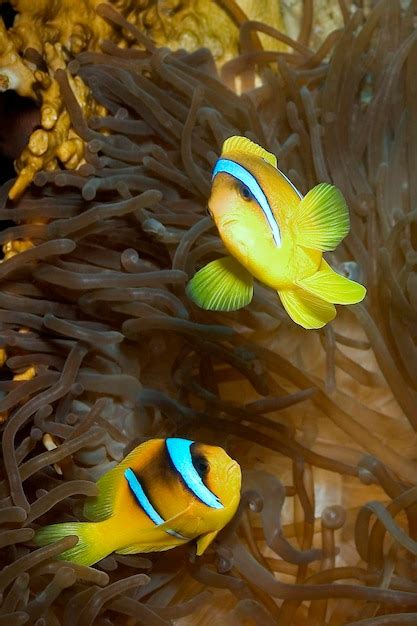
(186, 135, 366, 329)
(34, 438, 241, 566)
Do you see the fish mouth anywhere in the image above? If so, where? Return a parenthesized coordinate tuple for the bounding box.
(218, 217, 240, 229)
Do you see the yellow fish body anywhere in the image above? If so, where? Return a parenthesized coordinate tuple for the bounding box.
(186, 136, 366, 329)
(35, 438, 241, 566)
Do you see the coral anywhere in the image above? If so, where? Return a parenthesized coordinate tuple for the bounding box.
(282, 0, 345, 49)
(1, 2, 417, 625)
(0, 0, 286, 199)
(10, 42, 104, 199)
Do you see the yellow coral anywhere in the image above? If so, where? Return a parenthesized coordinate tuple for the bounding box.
(0, 16, 33, 96)
(9, 42, 100, 199)
(0, 0, 286, 199)
(2, 238, 33, 259)
(42, 432, 63, 475)
(13, 365, 36, 381)
(0, 349, 36, 422)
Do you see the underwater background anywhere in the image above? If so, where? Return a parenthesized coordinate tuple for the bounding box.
(0, 0, 417, 624)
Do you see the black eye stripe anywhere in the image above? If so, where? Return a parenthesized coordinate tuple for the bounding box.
(190, 443, 210, 481)
(194, 456, 209, 478)
(238, 182, 253, 201)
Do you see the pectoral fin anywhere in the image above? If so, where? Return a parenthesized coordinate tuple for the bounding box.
(293, 183, 350, 251)
(278, 287, 336, 329)
(127, 504, 193, 537)
(186, 256, 253, 311)
(196, 530, 219, 556)
(297, 259, 366, 304)
(116, 505, 195, 554)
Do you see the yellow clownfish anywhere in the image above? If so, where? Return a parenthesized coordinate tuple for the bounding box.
(186, 136, 366, 329)
(35, 438, 241, 566)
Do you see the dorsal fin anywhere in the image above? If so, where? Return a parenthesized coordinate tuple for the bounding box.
(222, 136, 277, 168)
(83, 461, 124, 521)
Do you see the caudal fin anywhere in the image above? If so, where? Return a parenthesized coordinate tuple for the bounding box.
(35, 521, 108, 567)
(297, 259, 366, 305)
(278, 287, 336, 329)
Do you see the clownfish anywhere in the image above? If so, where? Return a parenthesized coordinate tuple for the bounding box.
(186, 136, 366, 329)
(35, 438, 241, 566)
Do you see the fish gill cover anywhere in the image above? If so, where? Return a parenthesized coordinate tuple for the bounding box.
(0, 1, 417, 625)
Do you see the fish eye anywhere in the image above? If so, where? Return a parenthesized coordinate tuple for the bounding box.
(194, 456, 210, 478)
(239, 183, 252, 201)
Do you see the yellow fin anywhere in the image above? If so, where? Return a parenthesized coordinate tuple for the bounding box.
(116, 540, 179, 554)
(83, 466, 121, 521)
(116, 543, 149, 555)
(222, 135, 277, 168)
(196, 530, 219, 556)
(116, 505, 194, 554)
(278, 287, 336, 329)
(151, 503, 193, 533)
(186, 256, 253, 311)
(35, 521, 107, 566)
(293, 183, 350, 251)
(297, 259, 366, 304)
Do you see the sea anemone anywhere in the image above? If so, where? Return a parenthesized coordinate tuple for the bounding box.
(1, 1, 417, 625)
(0, 0, 286, 199)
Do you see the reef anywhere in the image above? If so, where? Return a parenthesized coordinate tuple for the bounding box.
(0, 0, 286, 200)
(1, 1, 417, 625)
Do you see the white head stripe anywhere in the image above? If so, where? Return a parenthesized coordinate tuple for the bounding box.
(212, 158, 282, 247)
(166, 438, 223, 509)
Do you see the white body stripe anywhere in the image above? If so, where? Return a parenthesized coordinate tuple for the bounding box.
(124, 467, 185, 539)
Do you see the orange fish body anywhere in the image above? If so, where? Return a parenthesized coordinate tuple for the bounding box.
(35, 438, 241, 566)
(187, 136, 366, 329)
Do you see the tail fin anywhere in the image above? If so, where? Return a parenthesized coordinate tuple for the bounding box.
(278, 287, 336, 329)
(34, 521, 109, 567)
(297, 259, 366, 305)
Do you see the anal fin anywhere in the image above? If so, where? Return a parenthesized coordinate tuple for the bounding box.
(186, 256, 253, 311)
(278, 287, 336, 329)
(297, 259, 366, 304)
